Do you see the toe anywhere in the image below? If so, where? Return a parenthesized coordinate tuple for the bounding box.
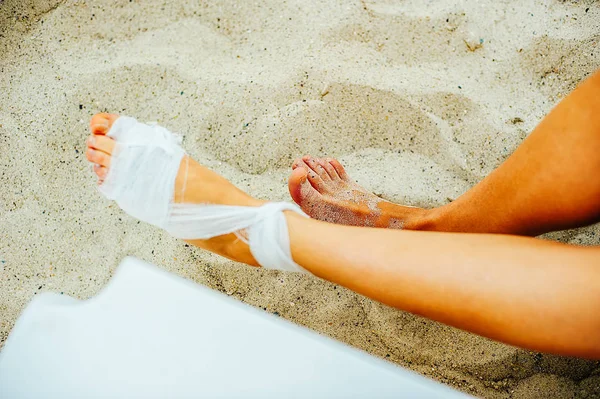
(301, 160, 326, 191)
(291, 158, 302, 170)
(305, 157, 330, 181)
(288, 167, 308, 204)
(288, 167, 321, 206)
(86, 148, 111, 167)
(90, 113, 120, 135)
(328, 158, 350, 181)
(87, 134, 115, 155)
(319, 158, 340, 180)
(93, 164, 108, 180)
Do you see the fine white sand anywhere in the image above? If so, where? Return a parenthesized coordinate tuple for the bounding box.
(1, 0, 599, 397)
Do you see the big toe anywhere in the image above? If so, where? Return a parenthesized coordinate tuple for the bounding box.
(288, 167, 320, 206)
(90, 113, 120, 135)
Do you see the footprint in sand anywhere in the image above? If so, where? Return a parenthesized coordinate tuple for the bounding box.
(519, 34, 599, 101)
(415, 91, 525, 182)
(201, 81, 448, 174)
(198, 78, 519, 189)
(330, 2, 477, 66)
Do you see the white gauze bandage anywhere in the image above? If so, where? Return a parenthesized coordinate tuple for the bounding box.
(98, 116, 309, 273)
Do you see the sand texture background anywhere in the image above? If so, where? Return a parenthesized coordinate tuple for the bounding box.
(1, 0, 600, 397)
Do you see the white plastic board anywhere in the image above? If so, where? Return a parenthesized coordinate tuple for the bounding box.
(0, 257, 469, 398)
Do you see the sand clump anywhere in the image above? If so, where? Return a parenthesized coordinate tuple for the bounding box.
(1, 0, 600, 397)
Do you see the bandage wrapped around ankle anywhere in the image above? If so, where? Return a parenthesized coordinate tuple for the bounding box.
(98, 116, 309, 273)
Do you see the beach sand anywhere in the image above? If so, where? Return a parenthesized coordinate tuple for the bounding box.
(1, 0, 599, 397)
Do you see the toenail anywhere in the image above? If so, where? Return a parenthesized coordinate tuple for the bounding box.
(92, 120, 109, 131)
(88, 136, 96, 145)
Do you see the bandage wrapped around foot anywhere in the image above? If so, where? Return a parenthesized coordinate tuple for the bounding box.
(98, 116, 309, 273)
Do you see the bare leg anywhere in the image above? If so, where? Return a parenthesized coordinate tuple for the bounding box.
(285, 213, 600, 359)
(86, 112, 600, 359)
(289, 71, 600, 236)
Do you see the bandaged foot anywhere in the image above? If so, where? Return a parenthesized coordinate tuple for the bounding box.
(86, 113, 308, 273)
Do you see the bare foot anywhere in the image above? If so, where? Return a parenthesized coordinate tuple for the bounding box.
(288, 156, 427, 229)
(86, 113, 263, 265)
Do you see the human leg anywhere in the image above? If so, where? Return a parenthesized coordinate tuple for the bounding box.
(289, 70, 600, 236)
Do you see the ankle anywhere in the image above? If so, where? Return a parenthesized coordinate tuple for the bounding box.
(402, 206, 444, 231)
(175, 158, 262, 207)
